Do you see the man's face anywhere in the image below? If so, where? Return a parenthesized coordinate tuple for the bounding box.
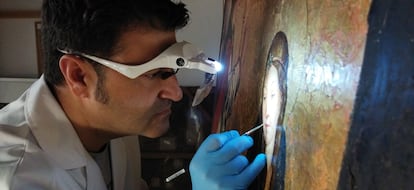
(87, 29, 183, 138)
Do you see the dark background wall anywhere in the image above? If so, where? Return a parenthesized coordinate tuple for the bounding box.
(338, 0, 414, 189)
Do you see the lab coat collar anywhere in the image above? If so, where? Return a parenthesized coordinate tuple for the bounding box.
(25, 76, 89, 170)
(110, 138, 127, 189)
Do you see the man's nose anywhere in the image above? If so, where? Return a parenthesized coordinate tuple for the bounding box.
(159, 75, 183, 102)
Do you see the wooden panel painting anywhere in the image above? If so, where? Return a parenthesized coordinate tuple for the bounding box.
(214, 0, 371, 189)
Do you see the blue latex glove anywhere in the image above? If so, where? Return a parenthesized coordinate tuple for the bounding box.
(189, 130, 266, 190)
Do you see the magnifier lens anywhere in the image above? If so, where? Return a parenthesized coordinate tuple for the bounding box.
(191, 73, 216, 107)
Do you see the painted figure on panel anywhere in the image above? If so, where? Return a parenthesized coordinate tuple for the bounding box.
(262, 32, 288, 190)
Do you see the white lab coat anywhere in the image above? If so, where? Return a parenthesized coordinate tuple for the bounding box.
(0, 76, 148, 190)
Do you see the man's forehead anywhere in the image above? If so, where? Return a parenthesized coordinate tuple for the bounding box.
(110, 29, 176, 65)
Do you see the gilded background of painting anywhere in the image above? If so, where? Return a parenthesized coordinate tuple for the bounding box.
(215, 0, 371, 189)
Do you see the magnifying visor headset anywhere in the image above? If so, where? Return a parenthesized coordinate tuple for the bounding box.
(59, 41, 221, 79)
(58, 41, 222, 106)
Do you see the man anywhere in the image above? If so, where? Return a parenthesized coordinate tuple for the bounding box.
(0, 0, 265, 189)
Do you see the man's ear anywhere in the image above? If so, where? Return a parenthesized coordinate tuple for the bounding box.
(59, 55, 96, 98)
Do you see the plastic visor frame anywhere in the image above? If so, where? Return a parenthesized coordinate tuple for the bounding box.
(58, 41, 222, 106)
(58, 41, 221, 79)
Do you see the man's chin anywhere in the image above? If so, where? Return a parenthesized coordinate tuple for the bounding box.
(142, 123, 170, 138)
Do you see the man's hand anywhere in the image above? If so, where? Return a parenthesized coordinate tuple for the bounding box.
(189, 130, 266, 190)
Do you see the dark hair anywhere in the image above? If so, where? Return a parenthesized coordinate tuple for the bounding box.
(41, 0, 189, 86)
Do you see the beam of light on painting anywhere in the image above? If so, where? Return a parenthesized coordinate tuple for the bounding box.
(304, 63, 356, 93)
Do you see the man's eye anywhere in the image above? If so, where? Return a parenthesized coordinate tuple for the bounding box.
(144, 69, 179, 80)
